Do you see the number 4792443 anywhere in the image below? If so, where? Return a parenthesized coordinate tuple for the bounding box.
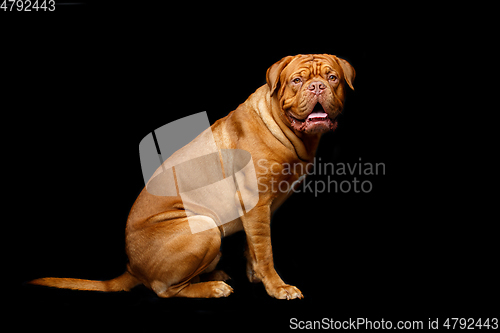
(443, 318, 498, 330)
(1, 0, 55, 11)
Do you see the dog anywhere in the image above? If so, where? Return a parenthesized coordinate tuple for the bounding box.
(30, 54, 355, 299)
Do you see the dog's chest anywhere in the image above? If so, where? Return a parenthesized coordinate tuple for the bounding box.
(268, 160, 310, 212)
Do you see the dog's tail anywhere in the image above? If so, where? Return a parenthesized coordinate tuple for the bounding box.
(28, 271, 141, 292)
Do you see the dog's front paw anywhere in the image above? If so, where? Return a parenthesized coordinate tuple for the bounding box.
(267, 283, 303, 300)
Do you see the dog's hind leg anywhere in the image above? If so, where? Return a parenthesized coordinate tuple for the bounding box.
(173, 280, 233, 298)
(129, 215, 233, 298)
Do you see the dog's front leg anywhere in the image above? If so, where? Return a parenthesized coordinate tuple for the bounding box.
(242, 205, 303, 300)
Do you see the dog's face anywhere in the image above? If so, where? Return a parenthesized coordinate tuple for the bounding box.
(267, 54, 355, 134)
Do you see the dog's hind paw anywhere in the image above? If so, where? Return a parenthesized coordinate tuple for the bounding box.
(210, 281, 234, 298)
(202, 270, 231, 282)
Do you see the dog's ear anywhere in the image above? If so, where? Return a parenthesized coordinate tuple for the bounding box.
(266, 55, 295, 97)
(332, 55, 355, 90)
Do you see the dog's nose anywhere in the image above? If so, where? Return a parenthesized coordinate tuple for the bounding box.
(308, 81, 326, 95)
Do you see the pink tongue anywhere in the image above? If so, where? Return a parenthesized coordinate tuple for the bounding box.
(307, 111, 328, 120)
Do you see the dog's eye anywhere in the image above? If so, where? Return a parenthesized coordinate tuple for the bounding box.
(292, 78, 302, 84)
(328, 74, 338, 81)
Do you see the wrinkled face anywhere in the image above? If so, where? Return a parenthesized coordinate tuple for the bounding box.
(267, 54, 355, 134)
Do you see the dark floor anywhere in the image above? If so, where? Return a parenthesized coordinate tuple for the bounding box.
(17, 219, 499, 330)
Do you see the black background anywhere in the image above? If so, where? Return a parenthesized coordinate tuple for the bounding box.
(6, 3, 497, 331)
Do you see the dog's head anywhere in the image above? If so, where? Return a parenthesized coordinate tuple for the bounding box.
(267, 54, 355, 134)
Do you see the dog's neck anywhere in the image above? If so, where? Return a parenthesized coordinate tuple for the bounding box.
(272, 103, 322, 162)
(249, 85, 321, 162)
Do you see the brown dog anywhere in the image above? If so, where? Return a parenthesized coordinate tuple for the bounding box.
(30, 54, 355, 299)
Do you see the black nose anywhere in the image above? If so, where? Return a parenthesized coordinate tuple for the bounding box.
(308, 81, 326, 95)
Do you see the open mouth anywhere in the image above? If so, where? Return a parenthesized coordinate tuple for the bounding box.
(288, 102, 338, 134)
